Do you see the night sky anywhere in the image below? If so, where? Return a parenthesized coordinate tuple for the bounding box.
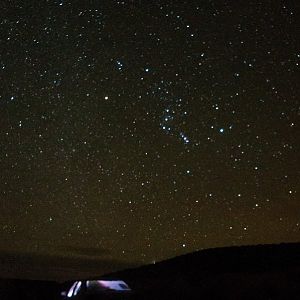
(0, 0, 299, 273)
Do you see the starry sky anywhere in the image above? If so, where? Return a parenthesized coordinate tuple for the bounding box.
(0, 0, 299, 273)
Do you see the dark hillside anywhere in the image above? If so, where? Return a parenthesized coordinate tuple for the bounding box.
(1, 242, 300, 299)
(103, 242, 300, 299)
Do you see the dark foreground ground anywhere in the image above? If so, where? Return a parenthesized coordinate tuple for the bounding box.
(1, 242, 300, 299)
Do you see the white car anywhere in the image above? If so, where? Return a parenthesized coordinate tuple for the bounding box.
(61, 279, 132, 299)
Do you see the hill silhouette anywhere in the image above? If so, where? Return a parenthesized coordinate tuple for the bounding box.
(101, 242, 300, 299)
(1, 242, 300, 299)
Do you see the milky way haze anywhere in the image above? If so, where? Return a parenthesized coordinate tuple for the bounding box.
(0, 0, 299, 272)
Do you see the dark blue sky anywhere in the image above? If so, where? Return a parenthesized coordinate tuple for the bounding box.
(0, 0, 299, 275)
